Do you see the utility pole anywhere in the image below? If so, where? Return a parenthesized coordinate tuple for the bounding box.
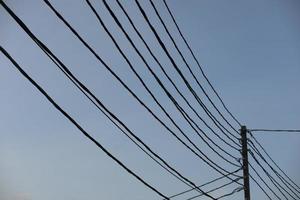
(241, 125, 251, 200)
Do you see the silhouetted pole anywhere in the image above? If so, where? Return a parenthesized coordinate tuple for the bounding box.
(241, 125, 251, 200)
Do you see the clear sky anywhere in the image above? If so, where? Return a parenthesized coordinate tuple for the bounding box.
(1, 0, 299, 200)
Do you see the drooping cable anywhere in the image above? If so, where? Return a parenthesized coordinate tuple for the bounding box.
(133, 0, 241, 144)
(162, 0, 242, 127)
(0, 3, 220, 198)
(249, 174, 273, 200)
(149, 0, 239, 135)
(216, 186, 243, 200)
(249, 131, 300, 192)
(250, 129, 300, 133)
(104, 0, 241, 155)
(165, 168, 241, 199)
(41, 0, 243, 183)
(184, 178, 242, 200)
(0, 45, 169, 199)
(250, 151, 296, 200)
(1, 1, 239, 198)
(249, 161, 282, 200)
(248, 139, 300, 198)
(88, 0, 240, 168)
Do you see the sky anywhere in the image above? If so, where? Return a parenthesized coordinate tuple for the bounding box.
(0, 0, 300, 200)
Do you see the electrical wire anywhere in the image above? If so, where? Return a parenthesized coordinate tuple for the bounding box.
(248, 131, 300, 192)
(149, 0, 239, 136)
(41, 0, 243, 184)
(0, 1, 223, 198)
(0, 3, 219, 199)
(250, 129, 300, 133)
(248, 139, 300, 198)
(1, 2, 241, 199)
(162, 0, 242, 127)
(88, 0, 240, 168)
(0, 45, 169, 199)
(216, 186, 243, 200)
(165, 168, 241, 199)
(249, 174, 273, 200)
(184, 178, 242, 200)
(133, 0, 241, 144)
(249, 151, 295, 200)
(249, 161, 282, 200)
(108, 0, 241, 154)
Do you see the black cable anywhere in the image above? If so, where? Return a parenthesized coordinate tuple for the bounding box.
(248, 139, 300, 198)
(90, 0, 240, 168)
(149, 0, 240, 136)
(250, 151, 295, 200)
(41, 0, 243, 184)
(249, 174, 273, 200)
(249, 161, 282, 200)
(216, 186, 243, 200)
(185, 178, 242, 200)
(249, 131, 300, 192)
(0, 2, 220, 198)
(250, 129, 300, 133)
(162, 0, 242, 127)
(0, 45, 169, 199)
(134, 0, 241, 145)
(166, 168, 241, 199)
(106, 0, 241, 155)
(1, 2, 232, 199)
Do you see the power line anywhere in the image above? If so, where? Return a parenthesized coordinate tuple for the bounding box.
(185, 178, 242, 200)
(114, 0, 240, 153)
(87, 0, 240, 168)
(41, 0, 243, 183)
(250, 129, 300, 133)
(249, 151, 296, 200)
(0, 2, 218, 199)
(1, 1, 241, 199)
(249, 162, 282, 200)
(216, 186, 243, 200)
(0, 45, 169, 199)
(249, 174, 272, 200)
(149, 0, 239, 136)
(248, 140, 300, 198)
(0, 2, 221, 198)
(166, 168, 241, 199)
(162, 0, 242, 127)
(248, 131, 300, 192)
(133, 0, 241, 144)
(114, 0, 241, 153)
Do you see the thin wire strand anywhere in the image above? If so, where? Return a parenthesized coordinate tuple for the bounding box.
(249, 162, 282, 200)
(162, 0, 241, 127)
(249, 174, 272, 200)
(42, 0, 243, 184)
(149, 0, 240, 136)
(0, 45, 169, 199)
(95, 0, 241, 167)
(249, 131, 300, 192)
(133, 0, 241, 144)
(248, 139, 300, 197)
(87, 0, 240, 168)
(0, 3, 217, 199)
(250, 151, 295, 200)
(110, 0, 241, 153)
(250, 129, 300, 133)
(185, 178, 242, 200)
(166, 168, 241, 199)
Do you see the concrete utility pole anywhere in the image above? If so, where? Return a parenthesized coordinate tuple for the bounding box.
(241, 125, 251, 200)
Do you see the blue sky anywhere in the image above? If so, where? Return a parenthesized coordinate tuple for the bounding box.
(1, 0, 299, 199)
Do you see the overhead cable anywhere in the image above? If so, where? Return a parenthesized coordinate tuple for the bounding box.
(0, 45, 169, 199)
(162, 0, 242, 127)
